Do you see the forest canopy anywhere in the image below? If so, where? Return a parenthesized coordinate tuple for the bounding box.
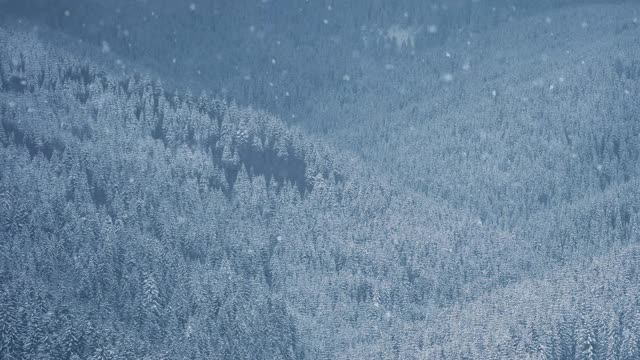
(1, 0, 640, 359)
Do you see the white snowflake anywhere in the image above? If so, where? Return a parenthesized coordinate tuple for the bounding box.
(441, 73, 454, 82)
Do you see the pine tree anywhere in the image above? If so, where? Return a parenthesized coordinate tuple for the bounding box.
(620, 327, 638, 360)
(0, 293, 21, 360)
(576, 325, 596, 360)
(221, 144, 240, 168)
(605, 311, 622, 360)
(90, 347, 114, 360)
(143, 272, 161, 317)
(61, 320, 81, 359)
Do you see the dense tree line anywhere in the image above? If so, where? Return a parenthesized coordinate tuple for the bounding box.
(0, 27, 524, 358)
(422, 244, 640, 359)
(2, 2, 640, 359)
(300, 2, 640, 226)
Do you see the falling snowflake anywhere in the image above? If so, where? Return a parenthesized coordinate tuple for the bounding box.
(441, 73, 454, 82)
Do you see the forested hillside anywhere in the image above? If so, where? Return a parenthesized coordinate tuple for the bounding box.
(1, 0, 640, 359)
(0, 27, 533, 359)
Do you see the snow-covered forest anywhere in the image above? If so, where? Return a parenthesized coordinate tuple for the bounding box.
(1, 0, 640, 358)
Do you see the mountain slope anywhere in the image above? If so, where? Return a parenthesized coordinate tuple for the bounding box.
(0, 26, 533, 359)
(2, 2, 640, 359)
